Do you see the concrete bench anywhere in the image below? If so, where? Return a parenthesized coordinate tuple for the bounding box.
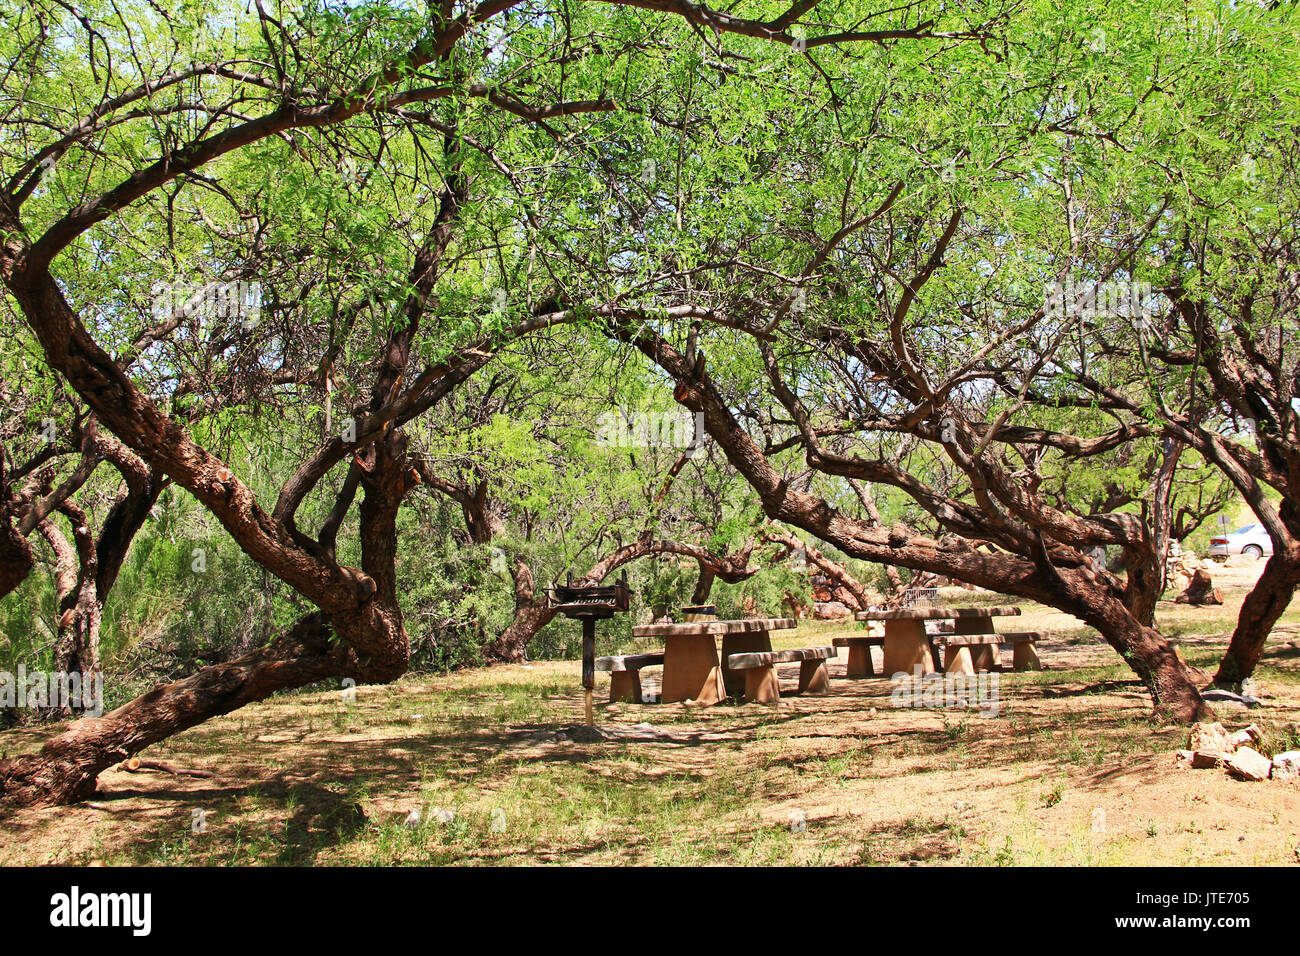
(938, 631, 1043, 673)
(725, 647, 836, 704)
(595, 652, 665, 703)
(832, 635, 885, 677)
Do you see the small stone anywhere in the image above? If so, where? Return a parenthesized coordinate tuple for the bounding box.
(1226, 746, 1272, 782)
(1175, 749, 1194, 766)
(1189, 721, 1232, 753)
(1226, 724, 1262, 749)
(1191, 750, 1228, 769)
(1271, 751, 1300, 780)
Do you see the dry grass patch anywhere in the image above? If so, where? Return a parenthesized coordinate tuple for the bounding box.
(2, 590, 1299, 866)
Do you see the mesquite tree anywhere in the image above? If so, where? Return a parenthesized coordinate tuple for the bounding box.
(0, 0, 956, 804)
(576, 5, 1293, 718)
(997, 7, 1300, 684)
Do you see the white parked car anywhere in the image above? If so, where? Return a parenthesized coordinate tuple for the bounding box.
(1208, 524, 1274, 561)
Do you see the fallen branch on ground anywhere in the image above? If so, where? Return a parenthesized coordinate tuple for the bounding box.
(120, 757, 216, 779)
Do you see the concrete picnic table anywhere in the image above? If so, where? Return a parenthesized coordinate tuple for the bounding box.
(853, 606, 1022, 675)
(631, 617, 797, 705)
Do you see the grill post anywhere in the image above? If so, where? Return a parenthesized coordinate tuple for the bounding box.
(546, 576, 630, 729)
(582, 617, 596, 726)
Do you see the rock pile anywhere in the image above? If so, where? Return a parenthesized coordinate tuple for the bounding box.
(813, 601, 853, 620)
(1173, 567, 1224, 606)
(1176, 721, 1300, 781)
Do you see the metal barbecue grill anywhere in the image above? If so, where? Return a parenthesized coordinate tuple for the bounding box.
(547, 575, 631, 725)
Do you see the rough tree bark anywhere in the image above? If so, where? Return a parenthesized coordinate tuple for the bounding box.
(0, 455, 34, 599)
(0, 613, 349, 806)
(40, 501, 101, 684)
(1215, 533, 1300, 684)
(762, 525, 872, 610)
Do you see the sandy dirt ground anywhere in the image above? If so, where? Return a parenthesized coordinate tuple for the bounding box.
(1, 555, 1297, 866)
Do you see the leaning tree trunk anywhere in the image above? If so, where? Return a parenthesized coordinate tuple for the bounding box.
(482, 555, 557, 663)
(1120, 541, 1164, 629)
(637, 329, 1209, 722)
(691, 562, 715, 604)
(1032, 552, 1211, 722)
(763, 526, 872, 610)
(486, 602, 557, 663)
(1214, 540, 1300, 685)
(47, 500, 102, 682)
(0, 613, 352, 806)
(0, 458, 34, 599)
(0, 517, 32, 599)
(1124, 438, 1183, 628)
(1093, 604, 1210, 721)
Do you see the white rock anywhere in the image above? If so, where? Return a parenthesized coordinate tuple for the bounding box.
(1189, 721, 1232, 753)
(1226, 724, 1262, 749)
(1226, 746, 1272, 782)
(1271, 751, 1300, 780)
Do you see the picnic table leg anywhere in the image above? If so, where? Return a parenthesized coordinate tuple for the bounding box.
(943, 644, 978, 676)
(744, 665, 781, 705)
(952, 617, 1000, 672)
(1013, 641, 1042, 671)
(881, 619, 935, 675)
(660, 633, 726, 705)
(846, 643, 876, 678)
(609, 669, 643, 704)
(798, 658, 831, 695)
(721, 629, 772, 697)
